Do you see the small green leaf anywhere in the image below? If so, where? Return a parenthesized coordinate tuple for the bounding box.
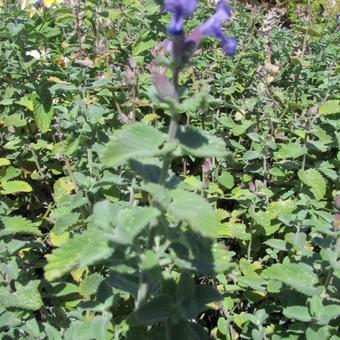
(298, 169, 326, 200)
(79, 273, 104, 297)
(216, 171, 234, 189)
(283, 306, 312, 322)
(133, 39, 156, 56)
(274, 143, 306, 160)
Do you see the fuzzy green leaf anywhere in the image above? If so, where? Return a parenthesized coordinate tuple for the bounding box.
(45, 228, 112, 281)
(0, 280, 43, 311)
(274, 143, 306, 160)
(101, 123, 166, 167)
(262, 262, 321, 296)
(298, 169, 326, 200)
(79, 273, 105, 297)
(1, 180, 32, 194)
(168, 189, 218, 238)
(176, 126, 228, 158)
(0, 215, 41, 236)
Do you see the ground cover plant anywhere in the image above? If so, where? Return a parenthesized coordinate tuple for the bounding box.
(0, 0, 339, 339)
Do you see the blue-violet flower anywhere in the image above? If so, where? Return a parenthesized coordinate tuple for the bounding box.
(199, 0, 236, 55)
(164, 0, 197, 35)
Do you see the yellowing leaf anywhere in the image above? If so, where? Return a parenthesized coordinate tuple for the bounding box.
(319, 100, 340, 115)
(1, 180, 32, 194)
(50, 231, 70, 247)
(71, 267, 87, 283)
(0, 158, 10, 166)
(48, 76, 69, 84)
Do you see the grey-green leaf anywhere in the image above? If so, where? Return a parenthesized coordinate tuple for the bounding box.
(176, 126, 228, 158)
(45, 228, 112, 281)
(101, 123, 166, 167)
(168, 189, 218, 238)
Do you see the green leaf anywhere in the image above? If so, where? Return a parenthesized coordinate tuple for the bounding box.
(298, 169, 326, 200)
(33, 100, 54, 133)
(283, 306, 312, 322)
(128, 296, 173, 326)
(262, 262, 321, 296)
(0, 158, 10, 166)
(79, 273, 104, 297)
(53, 212, 81, 235)
(133, 39, 156, 56)
(1, 180, 32, 194)
(101, 123, 166, 167)
(319, 100, 340, 115)
(45, 227, 113, 281)
(176, 126, 228, 158)
(243, 150, 262, 161)
(16, 94, 35, 111)
(0, 280, 43, 311)
(113, 206, 160, 245)
(274, 143, 306, 160)
(168, 189, 218, 238)
(219, 222, 250, 240)
(216, 170, 234, 189)
(0, 215, 41, 236)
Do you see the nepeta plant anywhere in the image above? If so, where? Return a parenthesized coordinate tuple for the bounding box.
(94, 0, 238, 336)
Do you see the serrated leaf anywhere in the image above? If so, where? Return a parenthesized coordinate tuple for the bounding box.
(0, 215, 41, 236)
(112, 206, 161, 245)
(298, 169, 326, 200)
(262, 262, 321, 295)
(283, 306, 312, 322)
(219, 222, 250, 240)
(274, 143, 306, 160)
(1, 180, 32, 194)
(128, 296, 173, 326)
(176, 126, 228, 158)
(133, 39, 156, 56)
(0, 280, 42, 310)
(168, 189, 218, 238)
(101, 123, 166, 167)
(79, 273, 104, 297)
(319, 100, 340, 115)
(33, 100, 54, 133)
(45, 228, 112, 281)
(53, 212, 81, 235)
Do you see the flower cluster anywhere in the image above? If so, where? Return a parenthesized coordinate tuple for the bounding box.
(164, 0, 237, 58)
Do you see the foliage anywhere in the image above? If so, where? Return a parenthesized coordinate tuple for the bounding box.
(0, 0, 339, 339)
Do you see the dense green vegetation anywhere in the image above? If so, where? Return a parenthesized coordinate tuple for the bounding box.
(0, 0, 339, 339)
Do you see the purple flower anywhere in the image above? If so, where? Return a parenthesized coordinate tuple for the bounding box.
(199, 0, 237, 55)
(183, 1, 236, 56)
(164, 0, 197, 35)
(34, 0, 44, 9)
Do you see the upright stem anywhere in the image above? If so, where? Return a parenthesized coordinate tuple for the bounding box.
(159, 68, 180, 184)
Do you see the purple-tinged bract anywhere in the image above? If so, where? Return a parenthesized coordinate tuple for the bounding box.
(164, 0, 197, 35)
